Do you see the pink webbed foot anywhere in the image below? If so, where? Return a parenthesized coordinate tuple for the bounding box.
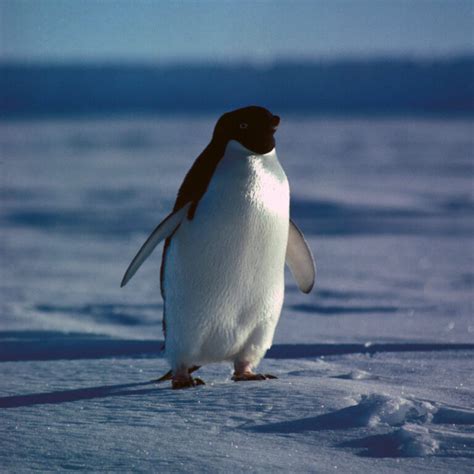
(171, 366, 205, 390)
(172, 376, 205, 390)
(152, 366, 201, 384)
(232, 361, 277, 382)
(232, 373, 277, 381)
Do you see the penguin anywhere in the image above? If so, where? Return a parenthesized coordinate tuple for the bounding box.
(121, 106, 315, 389)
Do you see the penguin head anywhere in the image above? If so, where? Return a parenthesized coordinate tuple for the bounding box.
(213, 106, 280, 155)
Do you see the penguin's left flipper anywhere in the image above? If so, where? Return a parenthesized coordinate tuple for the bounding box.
(286, 219, 316, 294)
(121, 202, 192, 287)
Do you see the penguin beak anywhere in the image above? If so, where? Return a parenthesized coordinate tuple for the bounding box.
(271, 115, 280, 133)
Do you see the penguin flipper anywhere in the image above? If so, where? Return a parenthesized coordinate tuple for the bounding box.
(286, 219, 316, 294)
(121, 202, 192, 287)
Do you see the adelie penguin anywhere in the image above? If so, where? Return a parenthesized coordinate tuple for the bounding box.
(121, 106, 315, 389)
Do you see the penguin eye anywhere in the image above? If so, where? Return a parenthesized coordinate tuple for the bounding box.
(239, 123, 248, 130)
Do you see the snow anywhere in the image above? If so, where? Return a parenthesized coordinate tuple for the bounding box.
(1, 116, 473, 472)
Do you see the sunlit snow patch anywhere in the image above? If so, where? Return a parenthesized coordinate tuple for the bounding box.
(354, 394, 436, 428)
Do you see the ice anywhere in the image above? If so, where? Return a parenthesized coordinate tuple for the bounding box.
(1, 117, 473, 472)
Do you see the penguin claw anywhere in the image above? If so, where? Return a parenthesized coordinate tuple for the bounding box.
(232, 373, 278, 382)
(152, 366, 201, 384)
(152, 370, 173, 383)
(172, 377, 205, 390)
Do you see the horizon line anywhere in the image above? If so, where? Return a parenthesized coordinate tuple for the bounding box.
(1, 52, 473, 67)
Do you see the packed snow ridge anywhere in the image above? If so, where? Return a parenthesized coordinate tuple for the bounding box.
(350, 394, 436, 428)
(332, 393, 474, 458)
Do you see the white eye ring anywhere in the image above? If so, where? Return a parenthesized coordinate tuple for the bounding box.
(239, 123, 248, 129)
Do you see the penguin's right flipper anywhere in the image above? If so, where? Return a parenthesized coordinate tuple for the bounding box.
(286, 219, 316, 294)
(121, 202, 192, 287)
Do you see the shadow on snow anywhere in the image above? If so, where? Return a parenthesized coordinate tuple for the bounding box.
(0, 381, 161, 409)
(1, 331, 473, 363)
(1, 331, 473, 410)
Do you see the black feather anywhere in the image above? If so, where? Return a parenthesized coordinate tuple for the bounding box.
(160, 140, 226, 295)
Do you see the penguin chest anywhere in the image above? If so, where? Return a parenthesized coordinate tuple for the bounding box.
(183, 147, 290, 299)
(163, 146, 289, 363)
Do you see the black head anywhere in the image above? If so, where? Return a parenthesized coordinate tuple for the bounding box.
(213, 106, 280, 154)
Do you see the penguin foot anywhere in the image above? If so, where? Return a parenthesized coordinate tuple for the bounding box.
(232, 361, 277, 382)
(172, 377, 205, 390)
(152, 365, 201, 384)
(232, 373, 278, 382)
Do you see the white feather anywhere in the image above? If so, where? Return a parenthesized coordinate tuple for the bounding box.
(163, 140, 290, 370)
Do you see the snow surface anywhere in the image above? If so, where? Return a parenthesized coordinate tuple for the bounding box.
(1, 117, 473, 472)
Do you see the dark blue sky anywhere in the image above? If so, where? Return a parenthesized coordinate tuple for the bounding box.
(2, 0, 473, 62)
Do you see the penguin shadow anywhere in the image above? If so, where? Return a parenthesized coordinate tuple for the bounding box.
(0, 381, 162, 409)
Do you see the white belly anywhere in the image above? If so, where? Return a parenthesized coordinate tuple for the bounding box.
(163, 141, 290, 368)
